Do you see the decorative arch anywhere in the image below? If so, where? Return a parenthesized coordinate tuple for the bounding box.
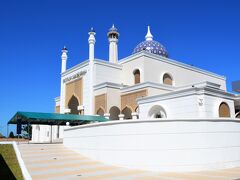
(135, 106, 139, 113)
(148, 105, 167, 118)
(96, 107, 105, 116)
(219, 102, 230, 118)
(109, 106, 120, 120)
(162, 73, 173, 86)
(122, 106, 132, 119)
(68, 95, 79, 114)
(236, 112, 240, 119)
(133, 69, 140, 84)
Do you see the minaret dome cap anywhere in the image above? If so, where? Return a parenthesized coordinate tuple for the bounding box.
(107, 24, 119, 37)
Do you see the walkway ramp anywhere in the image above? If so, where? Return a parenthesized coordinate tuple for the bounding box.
(18, 143, 240, 180)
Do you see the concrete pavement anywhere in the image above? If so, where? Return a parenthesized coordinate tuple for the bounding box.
(18, 143, 240, 180)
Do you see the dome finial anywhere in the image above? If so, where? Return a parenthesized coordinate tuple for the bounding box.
(145, 25, 153, 41)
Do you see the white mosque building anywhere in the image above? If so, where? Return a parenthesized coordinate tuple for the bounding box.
(55, 25, 239, 120)
(32, 25, 240, 142)
(31, 25, 240, 172)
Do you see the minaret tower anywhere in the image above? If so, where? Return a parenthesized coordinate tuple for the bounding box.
(88, 27, 96, 115)
(88, 27, 96, 62)
(108, 24, 119, 64)
(61, 46, 68, 73)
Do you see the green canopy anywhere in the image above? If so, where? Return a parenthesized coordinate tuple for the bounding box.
(8, 111, 108, 125)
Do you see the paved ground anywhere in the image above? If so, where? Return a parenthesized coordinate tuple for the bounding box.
(18, 143, 240, 180)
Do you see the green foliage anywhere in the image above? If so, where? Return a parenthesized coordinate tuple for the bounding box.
(0, 132, 4, 138)
(9, 131, 14, 138)
(22, 125, 32, 139)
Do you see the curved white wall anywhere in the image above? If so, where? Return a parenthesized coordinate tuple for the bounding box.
(63, 119, 240, 172)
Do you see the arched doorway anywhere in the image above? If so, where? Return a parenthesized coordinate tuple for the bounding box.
(122, 107, 132, 119)
(68, 95, 79, 114)
(96, 107, 104, 116)
(109, 106, 120, 120)
(148, 105, 167, 118)
(219, 102, 230, 117)
(163, 73, 173, 85)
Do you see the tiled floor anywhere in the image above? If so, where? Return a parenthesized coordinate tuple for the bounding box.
(18, 143, 240, 180)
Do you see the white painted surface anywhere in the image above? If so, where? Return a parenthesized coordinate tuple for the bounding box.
(94, 60, 122, 85)
(0, 142, 32, 180)
(61, 48, 67, 73)
(138, 86, 236, 119)
(31, 125, 63, 143)
(119, 52, 226, 90)
(63, 119, 240, 172)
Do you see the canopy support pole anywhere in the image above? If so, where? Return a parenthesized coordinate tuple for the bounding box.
(28, 122, 30, 144)
(7, 124, 9, 139)
(50, 124, 52, 144)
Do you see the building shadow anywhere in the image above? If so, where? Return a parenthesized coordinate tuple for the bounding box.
(0, 154, 17, 180)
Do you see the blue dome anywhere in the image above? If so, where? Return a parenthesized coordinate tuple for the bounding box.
(133, 40, 168, 57)
(132, 26, 168, 57)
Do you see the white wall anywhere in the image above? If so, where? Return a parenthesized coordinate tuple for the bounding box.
(31, 125, 63, 143)
(143, 55, 226, 90)
(94, 61, 122, 85)
(63, 119, 240, 172)
(121, 56, 145, 86)
(32, 125, 51, 143)
(139, 94, 199, 119)
(139, 92, 235, 119)
(120, 53, 226, 90)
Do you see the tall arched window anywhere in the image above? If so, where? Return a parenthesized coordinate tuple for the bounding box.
(133, 69, 140, 84)
(96, 108, 104, 116)
(68, 95, 79, 114)
(219, 102, 230, 117)
(163, 73, 173, 85)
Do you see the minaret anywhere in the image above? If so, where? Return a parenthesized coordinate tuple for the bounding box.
(88, 27, 96, 115)
(145, 26, 153, 41)
(108, 24, 119, 63)
(88, 27, 96, 62)
(61, 46, 68, 73)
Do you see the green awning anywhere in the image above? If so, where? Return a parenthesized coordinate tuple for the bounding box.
(8, 111, 108, 125)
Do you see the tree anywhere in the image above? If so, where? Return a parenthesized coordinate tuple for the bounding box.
(9, 131, 14, 138)
(0, 132, 5, 138)
(22, 125, 32, 139)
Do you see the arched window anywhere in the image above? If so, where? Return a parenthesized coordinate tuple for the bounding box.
(133, 69, 140, 84)
(148, 105, 167, 118)
(163, 73, 173, 85)
(68, 95, 79, 114)
(96, 108, 104, 116)
(122, 107, 132, 119)
(219, 102, 230, 117)
(109, 106, 120, 120)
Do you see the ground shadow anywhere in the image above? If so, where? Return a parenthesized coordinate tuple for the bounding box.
(0, 154, 17, 180)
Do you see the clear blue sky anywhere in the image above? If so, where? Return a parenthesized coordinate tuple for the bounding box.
(0, 0, 240, 136)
